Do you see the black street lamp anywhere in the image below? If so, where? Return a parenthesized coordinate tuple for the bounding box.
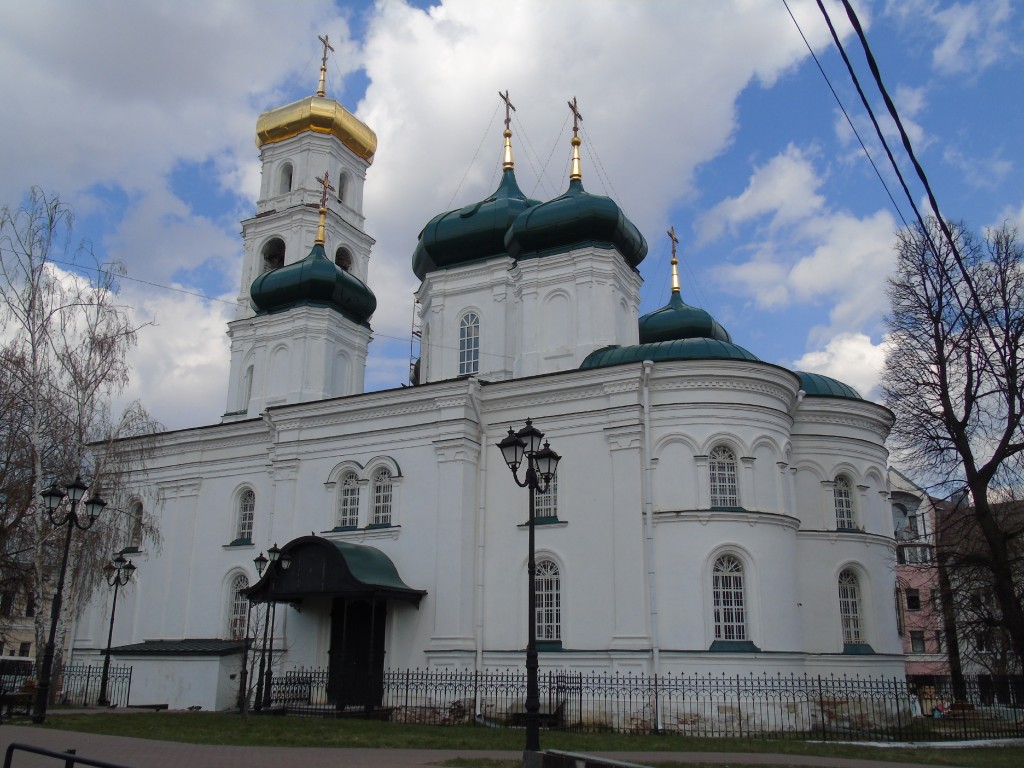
(32, 476, 106, 723)
(238, 551, 267, 714)
(497, 419, 560, 761)
(97, 553, 135, 705)
(253, 544, 291, 712)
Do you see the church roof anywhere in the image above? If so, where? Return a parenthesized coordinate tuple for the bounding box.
(248, 535, 425, 604)
(639, 290, 732, 344)
(254, 42, 375, 162)
(796, 371, 863, 400)
(504, 178, 648, 267)
(249, 242, 377, 326)
(580, 338, 759, 370)
(256, 94, 377, 163)
(412, 165, 540, 281)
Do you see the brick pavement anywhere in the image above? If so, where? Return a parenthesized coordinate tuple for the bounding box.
(0, 724, 994, 768)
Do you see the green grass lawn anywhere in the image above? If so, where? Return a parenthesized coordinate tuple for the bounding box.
(17, 711, 1021, 767)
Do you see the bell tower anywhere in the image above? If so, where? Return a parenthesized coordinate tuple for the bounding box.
(224, 37, 378, 420)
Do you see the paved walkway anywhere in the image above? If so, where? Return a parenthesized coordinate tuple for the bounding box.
(0, 724, 986, 768)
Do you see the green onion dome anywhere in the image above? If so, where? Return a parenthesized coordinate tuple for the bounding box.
(580, 338, 759, 370)
(250, 243, 376, 326)
(504, 178, 647, 268)
(639, 291, 732, 344)
(795, 371, 863, 400)
(412, 167, 540, 281)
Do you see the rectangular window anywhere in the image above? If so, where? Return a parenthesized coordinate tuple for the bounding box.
(905, 588, 921, 611)
(910, 630, 926, 653)
(534, 475, 558, 520)
(18, 642, 30, 657)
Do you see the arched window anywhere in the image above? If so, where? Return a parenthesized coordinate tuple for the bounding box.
(337, 172, 348, 204)
(834, 475, 855, 529)
(709, 446, 738, 508)
(337, 471, 360, 528)
(236, 489, 255, 543)
(127, 501, 143, 550)
(279, 162, 293, 195)
(228, 574, 250, 640)
(459, 312, 480, 375)
(261, 238, 285, 272)
(534, 473, 558, 520)
(838, 569, 863, 644)
(334, 247, 353, 272)
(371, 468, 393, 526)
(536, 559, 561, 642)
(712, 554, 746, 641)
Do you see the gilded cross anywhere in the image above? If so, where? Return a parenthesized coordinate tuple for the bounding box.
(499, 90, 516, 131)
(319, 34, 335, 69)
(567, 96, 583, 137)
(667, 226, 679, 261)
(316, 171, 335, 208)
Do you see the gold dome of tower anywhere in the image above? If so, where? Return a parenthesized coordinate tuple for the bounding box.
(255, 35, 377, 163)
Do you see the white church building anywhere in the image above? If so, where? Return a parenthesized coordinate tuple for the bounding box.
(71, 63, 904, 711)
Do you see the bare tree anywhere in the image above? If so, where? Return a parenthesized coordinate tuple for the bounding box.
(883, 217, 1024, 668)
(0, 188, 160, 691)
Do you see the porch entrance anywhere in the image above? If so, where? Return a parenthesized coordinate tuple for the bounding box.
(328, 597, 387, 708)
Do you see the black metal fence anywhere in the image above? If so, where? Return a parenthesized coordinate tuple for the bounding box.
(0, 663, 132, 709)
(271, 667, 1024, 740)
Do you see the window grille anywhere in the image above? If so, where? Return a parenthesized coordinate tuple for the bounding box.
(237, 489, 255, 542)
(838, 569, 863, 643)
(709, 446, 738, 507)
(713, 555, 746, 640)
(534, 474, 558, 519)
(535, 560, 561, 641)
(834, 476, 855, 528)
(229, 574, 249, 640)
(459, 313, 480, 375)
(372, 468, 393, 526)
(337, 472, 360, 528)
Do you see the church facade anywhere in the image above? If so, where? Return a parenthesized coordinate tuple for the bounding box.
(70, 68, 904, 711)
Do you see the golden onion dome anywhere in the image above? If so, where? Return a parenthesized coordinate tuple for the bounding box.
(255, 95, 377, 163)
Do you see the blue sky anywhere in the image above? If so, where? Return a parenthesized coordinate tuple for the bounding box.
(1, 0, 1021, 430)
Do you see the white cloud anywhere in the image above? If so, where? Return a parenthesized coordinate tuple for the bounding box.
(704, 145, 897, 342)
(885, 0, 1018, 77)
(931, 0, 1014, 75)
(117, 286, 234, 431)
(792, 332, 888, 400)
(699, 145, 826, 243)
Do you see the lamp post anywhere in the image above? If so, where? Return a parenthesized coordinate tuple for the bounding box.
(252, 544, 291, 712)
(97, 553, 135, 705)
(497, 419, 561, 761)
(261, 544, 292, 709)
(32, 476, 106, 723)
(238, 551, 267, 714)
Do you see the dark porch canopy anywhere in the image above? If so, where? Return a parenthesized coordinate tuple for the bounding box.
(247, 535, 425, 605)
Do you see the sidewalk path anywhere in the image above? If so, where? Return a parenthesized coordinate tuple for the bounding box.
(0, 725, 974, 768)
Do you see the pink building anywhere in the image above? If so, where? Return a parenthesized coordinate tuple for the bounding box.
(890, 469, 950, 678)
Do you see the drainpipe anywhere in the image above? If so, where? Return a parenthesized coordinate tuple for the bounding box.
(468, 378, 488, 718)
(641, 360, 663, 731)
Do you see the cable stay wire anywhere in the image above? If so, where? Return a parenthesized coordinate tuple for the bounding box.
(529, 114, 572, 200)
(512, 112, 560, 201)
(819, 0, 996, 351)
(781, 0, 909, 231)
(445, 103, 502, 210)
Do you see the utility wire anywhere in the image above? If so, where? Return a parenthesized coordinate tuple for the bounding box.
(829, 0, 998, 351)
(781, 0, 909, 230)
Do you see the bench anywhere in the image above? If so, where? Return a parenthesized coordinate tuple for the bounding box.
(0, 691, 33, 722)
(507, 701, 566, 728)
